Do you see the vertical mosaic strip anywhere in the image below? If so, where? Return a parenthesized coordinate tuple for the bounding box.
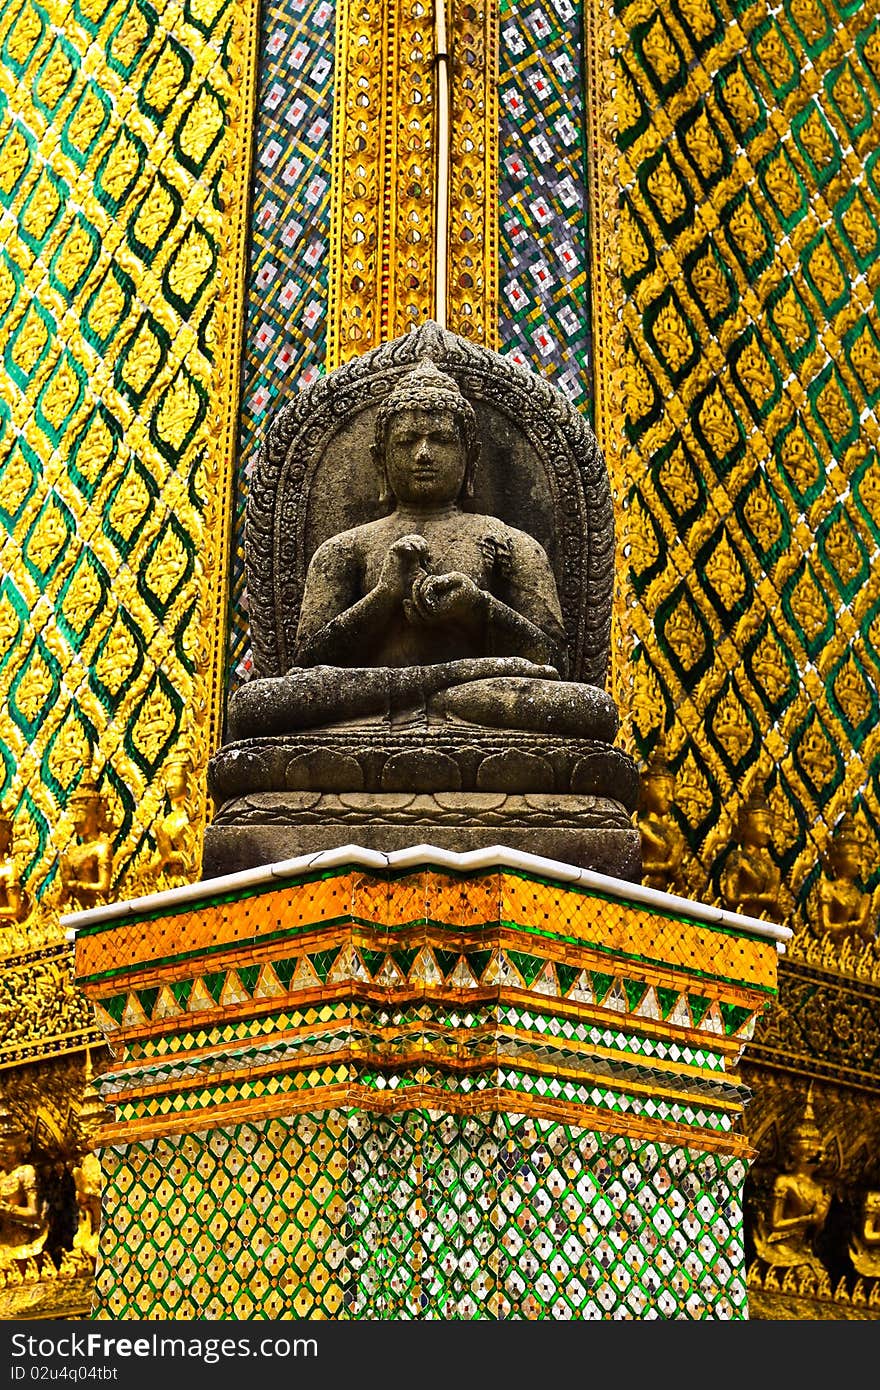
(620, 0, 880, 918)
(0, 0, 255, 904)
(498, 0, 595, 415)
(93, 1110, 749, 1319)
(227, 0, 335, 691)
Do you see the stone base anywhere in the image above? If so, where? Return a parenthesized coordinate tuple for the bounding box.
(206, 728, 641, 878)
(209, 728, 639, 800)
(203, 790, 642, 879)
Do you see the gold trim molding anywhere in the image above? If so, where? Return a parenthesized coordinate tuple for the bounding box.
(447, 0, 498, 346)
(585, 0, 629, 746)
(327, 0, 499, 366)
(203, 0, 261, 761)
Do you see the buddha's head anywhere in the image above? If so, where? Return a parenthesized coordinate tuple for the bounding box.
(76, 1050, 109, 1153)
(165, 754, 192, 806)
(829, 813, 862, 883)
(738, 791, 773, 849)
(788, 1086, 823, 1173)
(373, 360, 480, 506)
(640, 740, 675, 815)
(70, 768, 109, 837)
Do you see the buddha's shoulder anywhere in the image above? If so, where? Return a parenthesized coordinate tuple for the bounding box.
(470, 513, 549, 553)
(309, 517, 393, 563)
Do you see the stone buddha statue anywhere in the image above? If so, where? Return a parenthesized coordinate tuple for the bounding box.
(815, 814, 874, 944)
(719, 791, 781, 920)
(753, 1088, 831, 1277)
(208, 323, 639, 877)
(229, 360, 615, 743)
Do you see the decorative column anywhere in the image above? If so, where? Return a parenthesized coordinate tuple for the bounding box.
(69, 844, 788, 1319)
(326, 0, 498, 364)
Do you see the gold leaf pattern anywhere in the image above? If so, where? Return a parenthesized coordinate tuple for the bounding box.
(0, 0, 251, 921)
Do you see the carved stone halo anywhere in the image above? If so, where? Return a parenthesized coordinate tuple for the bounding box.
(245, 320, 614, 686)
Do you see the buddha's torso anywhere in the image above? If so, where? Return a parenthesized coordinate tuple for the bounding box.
(0, 860, 16, 911)
(820, 876, 865, 927)
(0, 1168, 26, 1204)
(360, 510, 509, 586)
(774, 1170, 829, 1229)
(352, 511, 530, 666)
(65, 838, 108, 881)
(732, 844, 777, 893)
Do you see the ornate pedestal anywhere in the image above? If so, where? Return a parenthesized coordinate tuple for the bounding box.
(206, 729, 640, 878)
(68, 845, 788, 1319)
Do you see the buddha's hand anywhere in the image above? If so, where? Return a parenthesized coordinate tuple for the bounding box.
(378, 534, 430, 603)
(409, 571, 486, 627)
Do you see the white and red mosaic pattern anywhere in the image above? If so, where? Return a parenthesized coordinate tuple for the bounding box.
(498, 0, 594, 416)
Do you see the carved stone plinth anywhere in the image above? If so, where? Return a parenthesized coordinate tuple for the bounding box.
(205, 727, 641, 878)
(205, 792, 639, 878)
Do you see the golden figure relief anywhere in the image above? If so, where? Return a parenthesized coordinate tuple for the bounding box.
(850, 1191, 880, 1280)
(0, 817, 29, 924)
(0, 1108, 47, 1270)
(815, 814, 875, 945)
(58, 771, 114, 912)
(638, 743, 685, 892)
(71, 1054, 105, 1267)
(720, 792, 781, 920)
(148, 754, 198, 887)
(754, 1088, 831, 1277)
(690, 254, 730, 320)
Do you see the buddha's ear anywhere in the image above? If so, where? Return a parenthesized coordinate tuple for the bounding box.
(371, 441, 390, 504)
(463, 441, 481, 499)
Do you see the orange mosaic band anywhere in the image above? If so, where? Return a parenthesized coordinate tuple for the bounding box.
(95, 1084, 756, 1159)
(73, 865, 782, 993)
(68, 853, 784, 1160)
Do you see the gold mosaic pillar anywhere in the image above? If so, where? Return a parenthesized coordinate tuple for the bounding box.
(615, 0, 880, 1317)
(327, 0, 499, 365)
(0, 0, 261, 1311)
(69, 847, 788, 1319)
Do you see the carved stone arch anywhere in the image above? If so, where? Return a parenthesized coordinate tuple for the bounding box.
(246, 321, 614, 685)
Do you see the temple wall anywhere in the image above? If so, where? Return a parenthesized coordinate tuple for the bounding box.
(617, 0, 880, 1312)
(619, 0, 880, 910)
(0, 0, 257, 1308)
(0, 0, 255, 907)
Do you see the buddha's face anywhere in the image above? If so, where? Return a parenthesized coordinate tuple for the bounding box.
(646, 775, 674, 815)
(743, 808, 772, 848)
(73, 801, 98, 837)
(166, 764, 188, 802)
(831, 841, 859, 881)
(383, 407, 467, 505)
(791, 1135, 820, 1172)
